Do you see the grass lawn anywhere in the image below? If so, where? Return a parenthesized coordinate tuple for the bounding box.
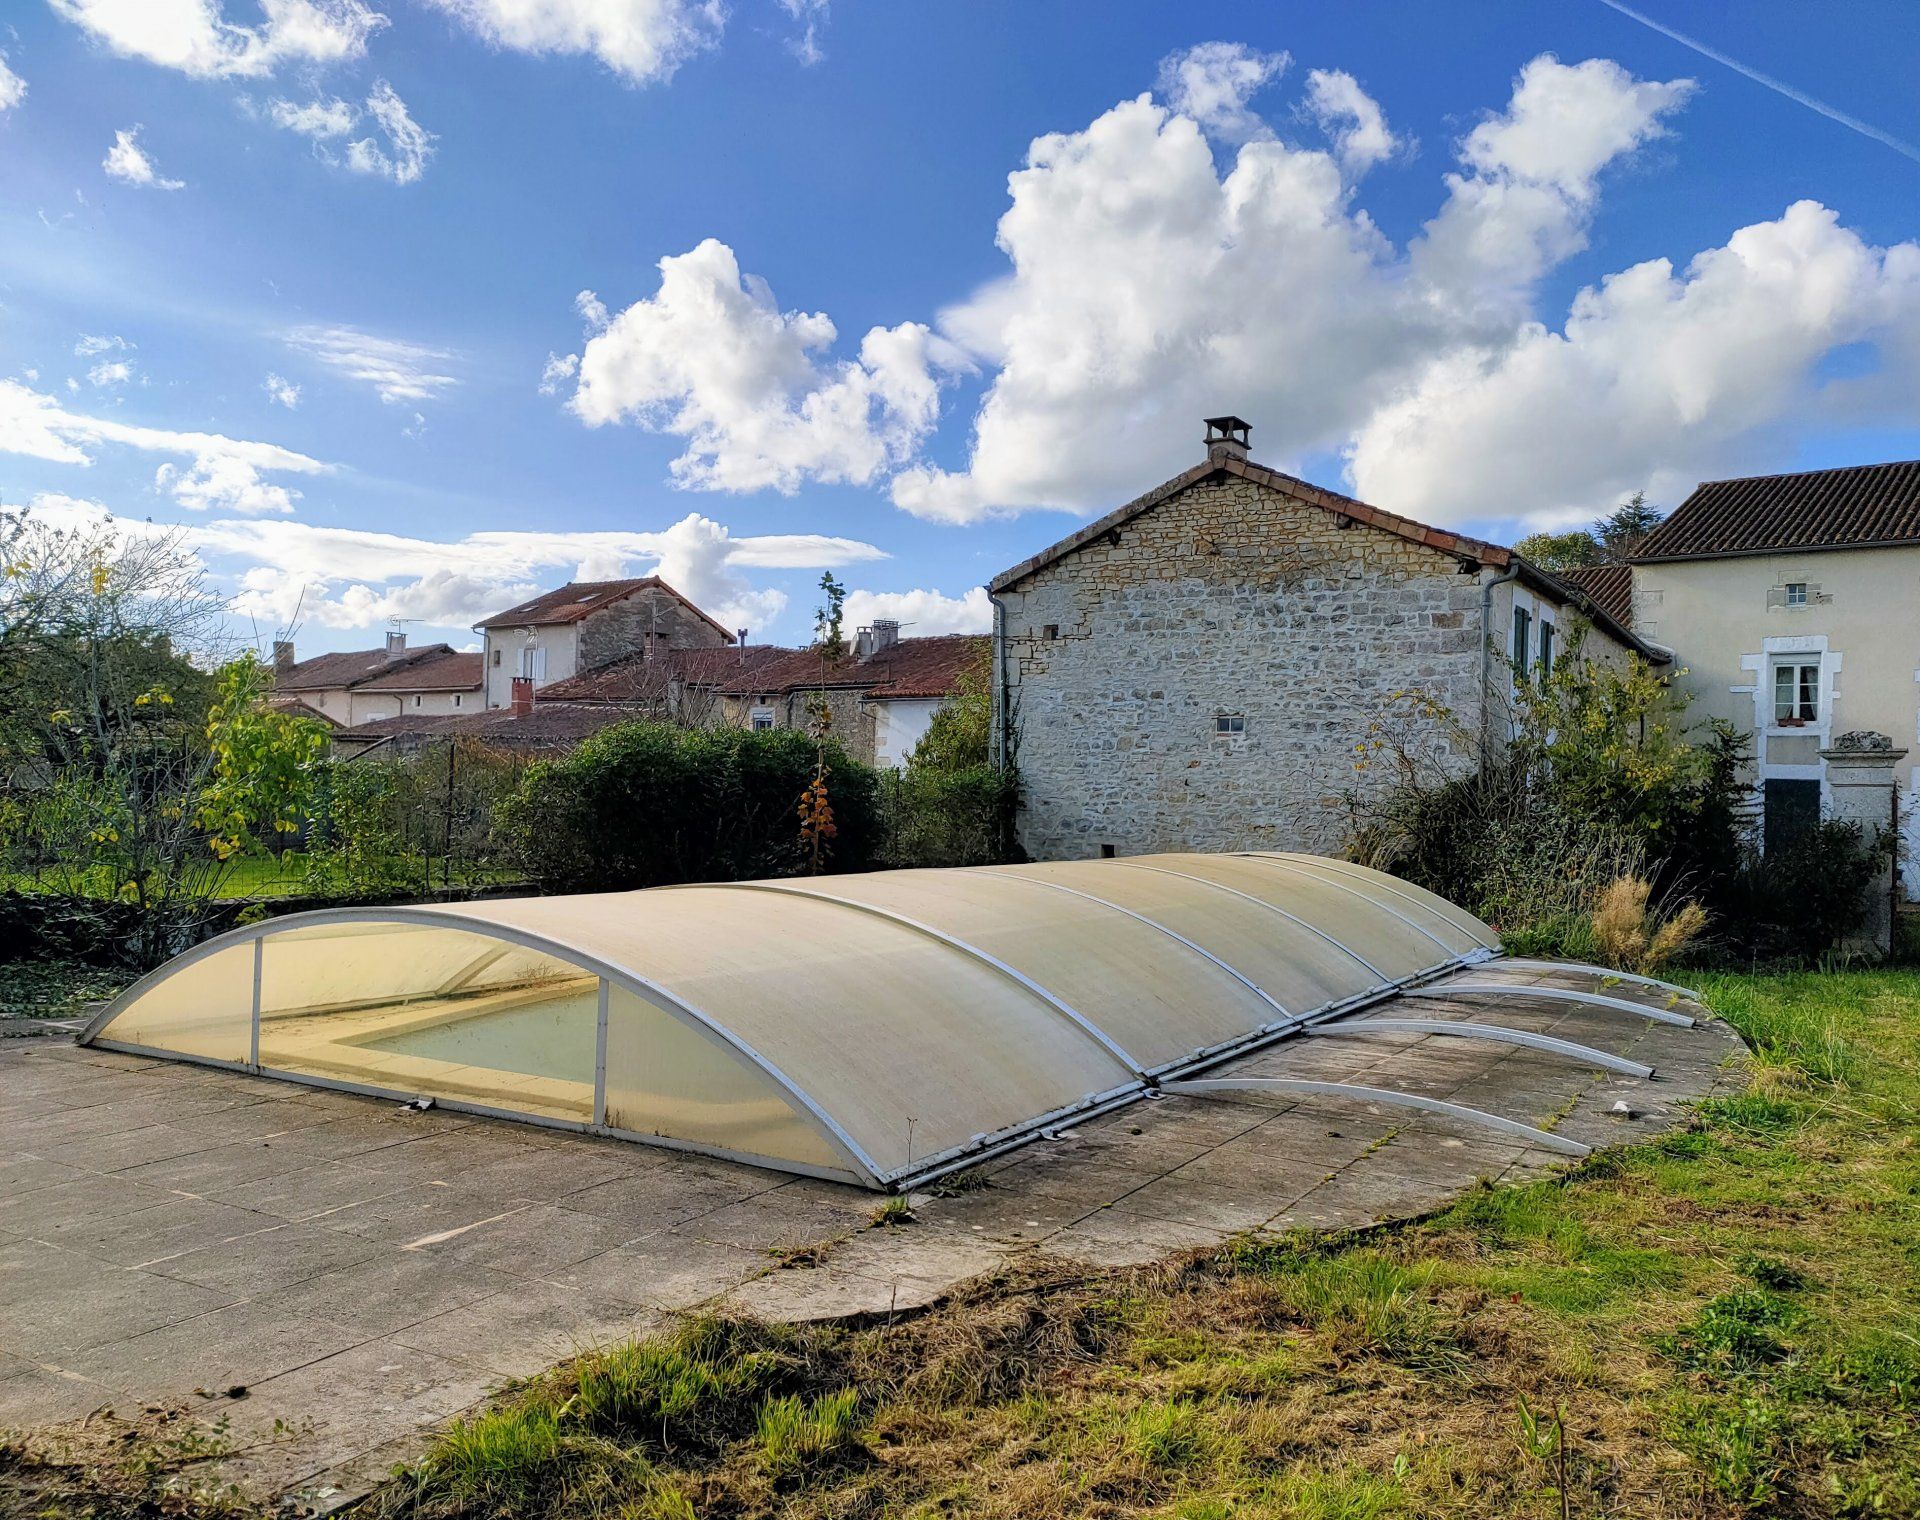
(7, 968, 1918, 1518)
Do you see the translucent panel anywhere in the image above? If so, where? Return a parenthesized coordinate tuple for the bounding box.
(1154, 853, 1450, 982)
(1262, 854, 1501, 951)
(780, 869, 1278, 1071)
(1005, 859, 1381, 1016)
(256, 924, 597, 1122)
(93, 942, 254, 1063)
(603, 986, 846, 1175)
(442, 886, 1139, 1178)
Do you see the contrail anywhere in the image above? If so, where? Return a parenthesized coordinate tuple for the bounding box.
(1596, 0, 1920, 166)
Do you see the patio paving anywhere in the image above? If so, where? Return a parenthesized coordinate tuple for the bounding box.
(0, 965, 1744, 1508)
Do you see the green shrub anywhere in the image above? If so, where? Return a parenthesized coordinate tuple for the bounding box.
(498, 722, 880, 890)
(1710, 819, 1891, 963)
(878, 764, 1018, 868)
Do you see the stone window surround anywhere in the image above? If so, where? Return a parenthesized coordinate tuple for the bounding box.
(1735, 634, 1843, 838)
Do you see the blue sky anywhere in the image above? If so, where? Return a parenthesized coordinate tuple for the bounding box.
(3, 0, 1918, 656)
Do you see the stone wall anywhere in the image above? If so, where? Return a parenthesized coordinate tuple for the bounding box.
(580, 587, 729, 672)
(999, 474, 1488, 860)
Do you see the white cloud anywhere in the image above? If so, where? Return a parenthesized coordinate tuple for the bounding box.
(267, 94, 357, 137)
(75, 334, 131, 358)
(103, 126, 186, 189)
(1302, 68, 1401, 175)
(344, 80, 434, 184)
(538, 352, 579, 395)
(50, 0, 385, 80)
(563, 238, 948, 494)
(285, 324, 458, 403)
(778, 0, 827, 66)
(888, 52, 1704, 524)
(1156, 42, 1287, 143)
(87, 359, 134, 388)
(264, 372, 301, 408)
(844, 586, 990, 637)
(0, 379, 328, 516)
(418, 0, 724, 87)
(1350, 200, 1920, 526)
(0, 51, 26, 112)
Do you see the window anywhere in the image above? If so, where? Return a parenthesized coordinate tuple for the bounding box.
(1511, 607, 1532, 673)
(452, 694, 462, 708)
(1538, 621, 1555, 673)
(1099, 844, 1117, 859)
(1772, 662, 1820, 724)
(519, 646, 546, 680)
(750, 707, 775, 732)
(490, 648, 502, 667)
(1784, 582, 1808, 606)
(1214, 713, 1245, 737)
(413, 695, 422, 708)
(1043, 624, 1059, 641)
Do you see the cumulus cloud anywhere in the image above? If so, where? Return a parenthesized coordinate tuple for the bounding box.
(1156, 41, 1287, 143)
(88, 359, 134, 388)
(417, 0, 724, 87)
(50, 0, 385, 80)
(103, 126, 186, 189)
(0, 379, 327, 515)
(267, 94, 357, 137)
(284, 323, 457, 402)
(24, 494, 887, 636)
(1302, 68, 1401, 175)
(843, 586, 991, 637)
(887, 51, 1708, 525)
(561, 238, 949, 494)
(264, 372, 301, 408)
(0, 51, 26, 111)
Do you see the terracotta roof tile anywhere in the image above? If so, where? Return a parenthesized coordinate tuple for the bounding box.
(337, 703, 637, 750)
(719, 634, 987, 699)
(273, 642, 458, 692)
(1554, 563, 1634, 628)
(536, 644, 792, 704)
(472, 577, 735, 641)
(1634, 460, 1920, 561)
(353, 650, 483, 693)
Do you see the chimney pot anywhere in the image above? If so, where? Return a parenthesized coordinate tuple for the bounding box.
(510, 675, 534, 717)
(384, 629, 407, 661)
(1204, 414, 1251, 464)
(272, 639, 295, 673)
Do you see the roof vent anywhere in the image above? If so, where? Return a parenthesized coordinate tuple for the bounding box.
(1204, 415, 1251, 465)
(384, 630, 407, 661)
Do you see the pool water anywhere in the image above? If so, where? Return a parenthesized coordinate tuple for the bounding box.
(358, 990, 600, 1083)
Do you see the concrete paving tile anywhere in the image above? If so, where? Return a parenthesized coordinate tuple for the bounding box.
(41, 1195, 276, 1269)
(985, 1145, 1165, 1204)
(198, 1159, 420, 1222)
(0, 1154, 89, 1196)
(720, 1265, 928, 1322)
(558, 1162, 780, 1230)
(153, 1222, 387, 1299)
(349, 1127, 574, 1184)
(680, 1189, 869, 1253)
(541, 1232, 763, 1310)
(0, 1239, 235, 1357)
(262, 1108, 476, 1162)
(55, 1300, 367, 1395)
(820, 1224, 1007, 1287)
(43, 1122, 236, 1175)
(391, 1280, 664, 1377)
(1115, 1174, 1313, 1234)
(110, 1139, 317, 1194)
(247, 1248, 518, 1337)
(321, 1183, 541, 1245)
(401, 1202, 637, 1276)
(453, 1142, 650, 1203)
(1045, 1208, 1228, 1268)
(0, 1173, 176, 1233)
(912, 1186, 1096, 1243)
(1293, 1163, 1453, 1226)
(0, 1353, 119, 1425)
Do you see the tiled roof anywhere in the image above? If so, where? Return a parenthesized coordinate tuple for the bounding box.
(273, 642, 458, 692)
(353, 650, 484, 693)
(1634, 460, 1920, 562)
(1553, 563, 1634, 628)
(264, 693, 343, 728)
(473, 577, 734, 641)
(336, 703, 637, 751)
(536, 644, 791, 704)
(718, 635, 988, 700)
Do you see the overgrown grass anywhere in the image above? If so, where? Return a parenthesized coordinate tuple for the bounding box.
(0, 959, 134, 1020)
(10, 969, 1920, 1519)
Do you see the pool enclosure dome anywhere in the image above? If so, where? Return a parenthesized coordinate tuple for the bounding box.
(82, 853, 1502, 1190)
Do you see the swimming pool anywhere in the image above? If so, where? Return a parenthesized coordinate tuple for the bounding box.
(356, 990, 600, 1084)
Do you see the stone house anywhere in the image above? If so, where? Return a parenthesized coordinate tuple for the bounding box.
(473, 577, 734, 709)
(269, 633, 482, 727)
(988, 417, 1658, 862)
(716, 625, 990, 768)
(1582, 460, 1920, 902)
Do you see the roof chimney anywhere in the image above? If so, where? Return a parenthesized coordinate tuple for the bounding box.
(272, 639, 295, 674)
(384, 629, 407, 661)
(736, 627, 749, 662)
(1204, 414, 1251, 465)
(855, 619, 900, 662)
(510, 675, 534, 717)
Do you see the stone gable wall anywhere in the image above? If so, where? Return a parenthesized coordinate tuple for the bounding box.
(580, 588, 729, 672)
(999, 474, 1487, 860)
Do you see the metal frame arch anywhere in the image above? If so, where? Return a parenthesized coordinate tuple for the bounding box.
(1226, 853, 1464, 959)
(1312, 1016, 1655, 1078)
(1254, 853, 1503, 953)
(1489, 958, 1703, 1003)
(79, 905, 886, 1187)
(707, 880, 1149, 1077)
(1403, 981, 1697, 1028)
(1109, 860, 1394, 985)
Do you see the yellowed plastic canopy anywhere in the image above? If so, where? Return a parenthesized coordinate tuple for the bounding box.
(82, 852, 1497, 1189)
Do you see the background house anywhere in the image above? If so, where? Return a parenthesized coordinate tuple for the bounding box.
(269, 632, 482, 727)
(1621, 461, 1920, 898)
(989, 417, 1656, 862)
(473, 577, 734, 709)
